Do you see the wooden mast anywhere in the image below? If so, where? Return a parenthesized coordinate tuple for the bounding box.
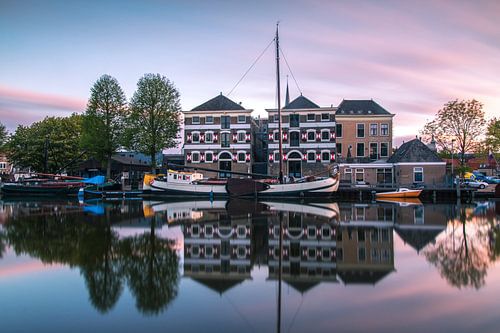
(276, 23, 284, 184)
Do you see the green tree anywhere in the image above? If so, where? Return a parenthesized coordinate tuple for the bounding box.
(126, 73, 181, 172)
(6, 114, 84, 173)
(485, 118, 500, 153)
(82, 75, 127, 179)
(421, 99, 486, 168)
(0, 121, 7, 150)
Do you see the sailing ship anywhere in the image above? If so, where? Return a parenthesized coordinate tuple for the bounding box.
(142, 25, 340, 198)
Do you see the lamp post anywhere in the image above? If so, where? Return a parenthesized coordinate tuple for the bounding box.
(451, 139, 455, 184)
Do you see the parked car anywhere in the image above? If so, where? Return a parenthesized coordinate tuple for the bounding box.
(485, 176, 500, 184)
(462, 180, 488, 189)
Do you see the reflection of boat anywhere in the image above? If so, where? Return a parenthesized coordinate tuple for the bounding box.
(262, 201, 339, 219)
(375, 188, 422, 199)
(377, 197, 423, 206)
(143, 200, 228, 222)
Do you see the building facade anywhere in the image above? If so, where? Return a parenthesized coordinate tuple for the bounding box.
(183, 94, 255, 178)
(266, 95, 337, 178)
(335, 100, 394, 163)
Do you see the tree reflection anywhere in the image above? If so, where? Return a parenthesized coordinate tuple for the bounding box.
(424, 205, 491, 289)
(120, 217, 180, 315)
(2, 203, 180, 315)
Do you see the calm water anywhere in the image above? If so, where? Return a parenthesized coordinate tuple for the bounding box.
(1, 197, 499, 333)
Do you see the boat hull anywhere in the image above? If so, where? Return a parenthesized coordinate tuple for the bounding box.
(0, 183, 81, 196)
(375, 190, 422, 199)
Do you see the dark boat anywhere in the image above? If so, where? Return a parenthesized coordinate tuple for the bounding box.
(0, 179, 83, 196)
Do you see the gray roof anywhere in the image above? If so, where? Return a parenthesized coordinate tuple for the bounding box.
(336, 100, 391, 115)
(191, 94, 245, 111)
(283, 95, 320, 109)
(387, 139, 443, 163)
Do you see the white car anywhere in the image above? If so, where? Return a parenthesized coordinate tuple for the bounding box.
(463, 180, 488, 189)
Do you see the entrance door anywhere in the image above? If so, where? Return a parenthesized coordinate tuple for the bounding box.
(219, 161, 232, 178)
(288, 160, 302, 178)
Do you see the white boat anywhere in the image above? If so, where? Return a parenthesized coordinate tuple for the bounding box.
(142, 169, 340, 197)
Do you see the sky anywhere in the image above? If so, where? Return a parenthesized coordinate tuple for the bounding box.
(1, 0, 500, 145)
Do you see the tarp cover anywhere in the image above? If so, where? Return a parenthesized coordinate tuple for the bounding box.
(83, 175, 106, 185)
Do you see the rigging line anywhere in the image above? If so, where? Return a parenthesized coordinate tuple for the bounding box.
(227, 38, 276, 97)
(287, 295, 305, 333)
(279, 47, 302, 95)
(223, 294, 257, 333)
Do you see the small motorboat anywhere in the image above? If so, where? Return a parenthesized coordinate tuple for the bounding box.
(375, 188, 422, 199)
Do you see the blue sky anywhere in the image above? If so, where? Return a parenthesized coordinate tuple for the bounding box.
(1, 0, 500, 144)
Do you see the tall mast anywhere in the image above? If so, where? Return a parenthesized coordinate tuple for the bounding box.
(276, 23, 284, 183)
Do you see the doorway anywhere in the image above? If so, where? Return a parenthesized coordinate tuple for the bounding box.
(219, 160, 232, 178)
(288, 160, 302, 178)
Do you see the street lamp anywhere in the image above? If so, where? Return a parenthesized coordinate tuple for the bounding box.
(451, 139, 455, 184)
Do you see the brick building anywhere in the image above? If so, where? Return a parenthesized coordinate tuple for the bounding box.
(266, 95, 337, 178)
(183, 94, 255, 178)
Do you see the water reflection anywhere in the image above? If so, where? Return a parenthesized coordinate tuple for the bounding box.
(0, 197, 499, 321)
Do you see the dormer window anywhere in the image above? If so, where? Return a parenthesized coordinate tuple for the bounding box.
(321, 113, 329, 121)
(206, 116, 213, 124)
(307, 113, 315, 121)
(238, 115, 246, 123)
(192, 116, 200, 124)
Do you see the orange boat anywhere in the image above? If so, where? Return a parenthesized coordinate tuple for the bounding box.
(375, 188, 422, 199)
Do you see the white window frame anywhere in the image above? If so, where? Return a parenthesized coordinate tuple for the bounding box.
(321, 129, 330, 142)
(204, 131, 214, 143)
(191, 131, 201, 143)
(191, 151, 201, 163)
(192, 116, 200, 125)
(355, 168, 365, 182)
(321, 150, 330, 163)
(369, 142, 378, 159)
(369, 123, 378, 136)
(273, 114, 279, 122)
(237, 115, 246, 123)
(273, 130, 280, 142)
(306, 129, 316, 142)
(307, 226, 317, 239)
(414, 167, 424, 183)
(236, 150, 247, 163)
(205, 116, 214, 124)
(321, 113, 330, 121)
(356, 142, 365, 157)
(380, 142, 389, 157)
(380, 123, 389, 136)
(205, 151, 214, 163)
(356, 123, 365, 138)
(273, 151, 280, 163)
(237, 130, 246, 143)
(220, 131, 231, 148)
(306, 150, 316, 163)
(307, 113, 316, 122)
(289, 130, 301, 147)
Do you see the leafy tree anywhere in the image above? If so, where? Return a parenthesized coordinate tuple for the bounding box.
(6, 114, 84, 173)
(421, 99, 486, 168)
(126, 73, 181, 172)
(82, 75, 127, 179)
(485, 117, 500, 153)
(0, 121, 7, 150)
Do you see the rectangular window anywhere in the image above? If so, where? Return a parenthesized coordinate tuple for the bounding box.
(192, 116, 200, 124)
(337, 143, 342, 155)
(205, 132, 213, 143)
(381, 229, 389, 242)
(371, 229, 379, 243)
(274, 131, 280, 141)
(237, 132, 245, 142)
(221, 116, 230, 129)
(205, 152, 213, 162)
(370, 124, 378, 136)
(358, 229, 365, 242)
(274, 114, 279, 122)
(370, 142, 378, 160)
(192, 152, 200, 163)
(307, 151, 316, 162)
(307, 113, 315, 121)
(358, 247, 366, 262)
(336, 123, 343, 138)
(414, 167, 424, 182)
(221, 132, 230, 147)
(238, 152, 246, 162)
(355, 168, 364, 182)
(274, 151, 280, 163)
(238, 115, 246, 123)
(307, 131, 316, 142)
(290, 131, 300, 147)
(321, 130, 330, 141)
(290, 114, 300, 127)
(321, 113, 330, 121)
(356, 143, 365, 157)
(192, 132, 200, 143)
(343, 168, 352, 182)
(380, 142, 389, 157)
(321, 151, 330, 162)
(357, 124, 365, 138)
(376, 168, 392, 184)
(206, 116, 213, 124)
(381, 124, 389, 136)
